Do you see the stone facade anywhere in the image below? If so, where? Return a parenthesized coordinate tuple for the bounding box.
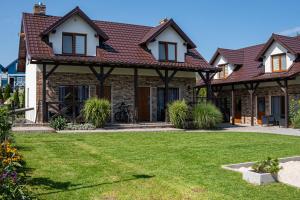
(36, 71, 194, 122)
(218, 84, 300, 125)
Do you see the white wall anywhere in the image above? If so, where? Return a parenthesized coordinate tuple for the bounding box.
(147, 26, 187, 62)
(49, 14, 99, 56)
(25, 62, 37, 122)
(263, 42, 295, 73)
(212, 55, 234, 79)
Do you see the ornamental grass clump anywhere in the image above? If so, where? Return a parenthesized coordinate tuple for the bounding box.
(193, 102, 222, 129)
(83, 98, 111, 128)
(168, 100, 189, 128)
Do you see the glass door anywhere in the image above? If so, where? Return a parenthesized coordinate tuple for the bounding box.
(157, 88, 179, 121)
(257, 97, 265, 125)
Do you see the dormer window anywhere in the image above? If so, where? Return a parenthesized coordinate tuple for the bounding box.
(62, 33, 87, 55)
(218, 64, 229, 79)
(272, 53, 286, 72)
(159, 42, 177, 62)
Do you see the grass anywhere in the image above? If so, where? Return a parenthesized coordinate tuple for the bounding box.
(15, 131, 300, 200)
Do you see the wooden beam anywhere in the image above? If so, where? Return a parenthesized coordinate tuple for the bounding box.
(284, 79, 289, 128)
(46, 64, 59, 79)
(134, 68, 138, 123)
(164, 70, 169, 122)
(155, 69, 165, 82)
(231, 84, 235, 125)
(167, 70, 177, 83)
(103, 67, 115, 80)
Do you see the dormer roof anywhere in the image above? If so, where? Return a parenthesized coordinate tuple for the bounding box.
(139, 18, 197, 49)
(255, 33, 300, 61)
(41, 6, 109, 41)
(209, 48, 244, 65)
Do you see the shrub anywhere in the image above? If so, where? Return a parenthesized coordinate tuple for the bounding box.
(83, 98, 111, 128)
(291, 112, 300, 128)
(252, 157, 281, 174)
(0, 107, 12, 143)
(193, 102, 222, 129)
(168, 100, 189, 128)
(50, 116, 67, 130)
(4, 85, 12, 101)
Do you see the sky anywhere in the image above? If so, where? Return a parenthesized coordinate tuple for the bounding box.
(0, 0, 300, 66)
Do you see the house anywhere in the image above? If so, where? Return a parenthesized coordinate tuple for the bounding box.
(19, 4, 217, 123)
(0, 59, 25, 89)
(197, 33, 300, 128)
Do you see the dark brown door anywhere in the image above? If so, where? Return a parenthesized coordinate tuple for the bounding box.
(138, 87, 150, 122)
(235, 96, 242, 123)
(257, 97, 265, 125)
(96, 85, 111, 102)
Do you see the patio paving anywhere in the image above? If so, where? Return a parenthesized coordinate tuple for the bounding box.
(187, 123, 300, 137)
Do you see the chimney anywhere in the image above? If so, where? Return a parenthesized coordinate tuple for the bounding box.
(159, 18, 168, 25)
(33, 2, 46, 15)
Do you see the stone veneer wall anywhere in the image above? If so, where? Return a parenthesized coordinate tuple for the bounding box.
(36, 72, 194, 122)
(218, 84, 300, 125)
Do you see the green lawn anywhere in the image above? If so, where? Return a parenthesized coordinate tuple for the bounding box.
(15, 131, 300, 200)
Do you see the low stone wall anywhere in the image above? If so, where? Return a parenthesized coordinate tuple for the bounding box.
(36, 72, 194, 122)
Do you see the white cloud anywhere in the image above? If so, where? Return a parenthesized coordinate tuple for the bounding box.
(278, 26, 300, 36)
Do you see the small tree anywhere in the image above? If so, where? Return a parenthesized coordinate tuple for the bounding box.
(12, 89, 20, 108)
(4, 85, 11, 101)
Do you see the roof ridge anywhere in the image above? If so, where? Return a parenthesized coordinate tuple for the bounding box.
(23, 12, 154, 29)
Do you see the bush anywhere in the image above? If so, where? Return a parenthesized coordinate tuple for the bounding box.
(50, 116, 67, 130)
(252, 157, 281, 174)
(193, 102, 222, 129)
(83, 98, 111, 128)
(291, 112, 300, 128)
(4, 85, 12, 101)
(168, 100, 189, 128)
(0, 107, 12, 143)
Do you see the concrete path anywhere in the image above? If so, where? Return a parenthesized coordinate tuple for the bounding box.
(187, 124, 300, 137)
(12, 123, 300, 137)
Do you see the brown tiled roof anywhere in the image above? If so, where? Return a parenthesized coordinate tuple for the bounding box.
(22, 9, 213, 71)
(209, 48, 244, 65)
(200, 38, 300, 86)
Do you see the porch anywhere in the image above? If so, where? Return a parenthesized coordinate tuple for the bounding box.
(33, 62, 219, 123)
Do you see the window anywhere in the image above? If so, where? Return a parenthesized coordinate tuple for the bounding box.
(159, 42, 177, 61)
(218, 64, 229, 79)
(62, 33, 87, 55)
(272, 53, 287, 72)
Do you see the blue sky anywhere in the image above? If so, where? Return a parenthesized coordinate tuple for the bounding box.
(0, 0, 300, 66)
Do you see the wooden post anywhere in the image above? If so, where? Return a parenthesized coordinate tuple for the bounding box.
(231, 84, 235, 125)
(164, 70, 169, 122)
(284, 79, 289, 128)
(134, 68, 138, 123)
(250, 88, 254, 126)
(42, 63, 47, 122)
(206, 72, 212, 102)
(99, 66, 104, 98)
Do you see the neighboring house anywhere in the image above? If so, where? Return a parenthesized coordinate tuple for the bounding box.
(0, 59, 25, 89)
(198, 33, 300, 128)
(18, 4, 217, 123)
